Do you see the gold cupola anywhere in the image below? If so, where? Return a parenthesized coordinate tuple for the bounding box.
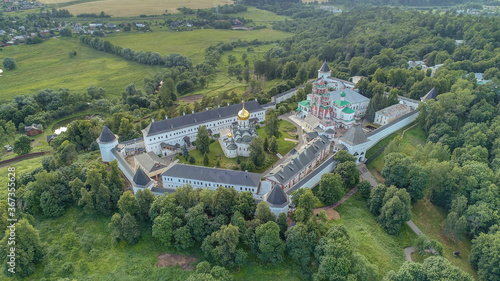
(238, 102, 250, 120)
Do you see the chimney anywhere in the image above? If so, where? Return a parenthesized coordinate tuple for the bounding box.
(206, 107, 208, 111)
(192, 110, 194, 114)
(255, 98, 258, 102)
(152, 118, 155, 123)
(183, 111, 185, 116)
(218, 104, 220, 108)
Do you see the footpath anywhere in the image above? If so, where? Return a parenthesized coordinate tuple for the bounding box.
(357, 163, 424, 261)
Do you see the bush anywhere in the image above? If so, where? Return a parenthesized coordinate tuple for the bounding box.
(3, 57, 16, 70)
(357, 180, 372, 199)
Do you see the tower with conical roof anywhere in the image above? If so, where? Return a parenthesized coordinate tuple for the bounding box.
(264, 184, 290, 217)
(97, 125, 118, 162)
(318, 61, 331, 79)
(132, 166, 154, 193)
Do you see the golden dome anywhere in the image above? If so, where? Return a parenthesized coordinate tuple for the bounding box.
(228, 133, 233, 138)
(238, 102, 250, 120)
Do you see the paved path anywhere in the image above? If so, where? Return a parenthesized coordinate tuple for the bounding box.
(406, 220, 423, 235)
(358, 164, 378, 187)
(404, 247, 416, 261)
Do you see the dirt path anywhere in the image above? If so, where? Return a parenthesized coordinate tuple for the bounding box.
(155, 253, 198, 270)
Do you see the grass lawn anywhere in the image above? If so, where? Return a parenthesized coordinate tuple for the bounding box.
(0, 37, 160, 101)
(333, 194, 417, 277)
(366, 124, 426, 182)
(176, 140, 243, 170)
(411, 198, 478, 279)
(256, 119, 297, 156)
(104, 28, 291, 64)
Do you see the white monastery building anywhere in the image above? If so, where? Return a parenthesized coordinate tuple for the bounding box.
(219, 102, 258, 158)
(141, 101, 266, 156)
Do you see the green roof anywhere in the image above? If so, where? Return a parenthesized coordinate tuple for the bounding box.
(342, 107, 355, 114)
(296, 107, 301, 112)
(340, 91, 346, 97)
(334, 100, 351, 107)
(298, 100, 310, 107)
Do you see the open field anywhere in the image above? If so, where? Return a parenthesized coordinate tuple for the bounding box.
(411, 198, 478, 279)
(39, 0, 233, 17)
(105, 28, 291, 64)
(333, 194, 417, 277)
(226, 7, 289, 27)
(0, 37, 159, 100)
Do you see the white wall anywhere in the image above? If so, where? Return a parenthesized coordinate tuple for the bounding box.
(162, 175, 259, 195)
(365, 112, 419, 151)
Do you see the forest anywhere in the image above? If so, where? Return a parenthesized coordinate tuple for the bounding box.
(1, 1, 500, 280)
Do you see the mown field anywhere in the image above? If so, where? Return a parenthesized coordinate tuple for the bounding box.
(104, 28, 291, 64)
(0, 37, 160, 100)
(39, 0, 233, 17)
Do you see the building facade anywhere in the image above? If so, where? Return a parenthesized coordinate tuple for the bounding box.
(374, 103, 411, 126)
(141, 101, 266, 156)
(219, 103, 258, 158)
(297, 78, 369, 130)
(161, 163, 269, 198)
(265, 135, 331, 191)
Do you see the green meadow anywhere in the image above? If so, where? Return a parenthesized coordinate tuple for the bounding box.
(0, 37, 160, 100)
(333, 195, 417, 277)
(105, 28, 291, 64)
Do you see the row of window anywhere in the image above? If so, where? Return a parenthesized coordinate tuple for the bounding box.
(163, 177, 255, 193)
(147, 112, 265, 143)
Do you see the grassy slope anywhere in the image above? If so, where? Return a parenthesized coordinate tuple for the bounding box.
(334, 194, 417, 277)
(365, 124, 478, 278)
(0, 37, 159, 100)
(411, 198, 478, 279)
(366, 124, 425, 182)
(105, 28, 291, 64)
(0, 156, 44, 200)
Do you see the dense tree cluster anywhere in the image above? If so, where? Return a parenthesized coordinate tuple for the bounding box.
(369, 184, 412, 235)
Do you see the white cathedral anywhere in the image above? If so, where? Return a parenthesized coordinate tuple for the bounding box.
(219, 102, 258, 158)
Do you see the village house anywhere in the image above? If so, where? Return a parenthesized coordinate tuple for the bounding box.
(25, 124, 43, 136)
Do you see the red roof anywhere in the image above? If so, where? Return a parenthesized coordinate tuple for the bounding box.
(318, 78, 325, 87)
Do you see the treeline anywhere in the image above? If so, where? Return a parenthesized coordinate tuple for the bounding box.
(44, 8, 72, 18)
(76, 11, 111, 18)
(374, 76, 500, 280)
(79, 36, 192, 67)
(332, 0, 469, 6)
